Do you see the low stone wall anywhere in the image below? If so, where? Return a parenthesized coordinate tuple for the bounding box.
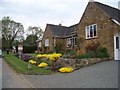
(57, 58, 112, 70)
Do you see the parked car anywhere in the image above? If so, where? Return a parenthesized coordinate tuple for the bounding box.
(0, 49, 2, 58)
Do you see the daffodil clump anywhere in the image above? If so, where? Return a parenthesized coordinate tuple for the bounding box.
(29, 60, 37, 64)
(59, 67, 73, 73)
(38, 62, 48, 68)
(49, 53, 62, 62)
(37, 54, 50, 58)
(37, 53, 62, 62)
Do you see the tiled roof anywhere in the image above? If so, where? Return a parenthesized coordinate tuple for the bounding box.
(47, 24, 78, 37)
(94, 1, 120, 23)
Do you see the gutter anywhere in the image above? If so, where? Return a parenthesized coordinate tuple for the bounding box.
(111, 19, 120, 26)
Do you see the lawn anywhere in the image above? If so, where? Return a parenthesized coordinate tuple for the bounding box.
(3, 52, 52, 75)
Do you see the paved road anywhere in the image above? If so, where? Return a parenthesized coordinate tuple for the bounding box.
(0, 58, 2, 89)
(2, 59, 34, 88)
(23, 60, 118, 88)
(2, 58, 118, 88)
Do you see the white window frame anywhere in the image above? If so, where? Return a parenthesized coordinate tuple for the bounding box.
(85, 24, 97, 39)
(67, 36, 77, 47)
(45, 38, 49, 47)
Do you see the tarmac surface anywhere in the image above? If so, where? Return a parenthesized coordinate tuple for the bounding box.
(2, 58, 118, 88)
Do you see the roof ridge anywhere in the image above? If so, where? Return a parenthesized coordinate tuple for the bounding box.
(94, 1, 120, 11)
(47, 23, 68, 28)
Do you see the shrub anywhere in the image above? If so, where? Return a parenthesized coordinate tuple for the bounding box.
(14, 53, 19, 58)
(76, 50, 86, 55)
(76, 53, 94, 59)
(23, 45, 37, 53)
(95, 52, 109, 58)
(85, 41, 100, 53)
(66, 51, 76, 55)
(95, 47, 109, 58)
(96, 47, 107, 53)
(21, 54, 34, 62)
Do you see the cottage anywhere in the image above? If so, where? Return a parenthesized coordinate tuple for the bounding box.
(77, 1, 120, 60)
(41, 24, 78, 52)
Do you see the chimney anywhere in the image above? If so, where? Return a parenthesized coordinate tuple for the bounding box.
(89, 0, 94, 2)
(59, 23, 62, 26)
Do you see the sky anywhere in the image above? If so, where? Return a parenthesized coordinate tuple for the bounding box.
(0, 0, 120, 32)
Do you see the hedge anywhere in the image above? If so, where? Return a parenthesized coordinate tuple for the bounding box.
(23, 45, 37, 53)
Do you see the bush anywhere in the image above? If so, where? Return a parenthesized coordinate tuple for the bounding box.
(21, 54, 34, 62)
(23, 45, 37, 53)
(95, 52, 109, 58)
(96, 47, 107, 53)
(85, 41, 100, 53)
(76, 53, 94, 59)
(66, 51, 76, 55)
(95, 47, 109, 58)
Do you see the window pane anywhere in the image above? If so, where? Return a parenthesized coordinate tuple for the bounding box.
(90, 27, 93, 37)
(70, 38, 72, 44)
(93, 25, 97, 36)
(74, 37, 77, 45)
(116, 37, 119, 49)
(87, 27, 89, 38)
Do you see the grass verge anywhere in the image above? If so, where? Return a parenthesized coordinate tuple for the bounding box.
(3, 52, 52, 75)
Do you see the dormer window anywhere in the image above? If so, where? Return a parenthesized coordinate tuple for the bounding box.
(85, 24, 97, 39)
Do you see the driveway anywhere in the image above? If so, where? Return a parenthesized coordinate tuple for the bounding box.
(23, 60, 118, 88)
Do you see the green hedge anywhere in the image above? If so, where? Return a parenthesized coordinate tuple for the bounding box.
(23, 45, 37, 53)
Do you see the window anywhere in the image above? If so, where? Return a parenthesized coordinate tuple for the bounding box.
(85, 24, 97, 39)
(116, 37, 119, 49)
(67, 36, 77, 47)
(45, 38, 49, 47)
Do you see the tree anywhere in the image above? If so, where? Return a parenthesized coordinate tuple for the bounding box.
(26, 26, 43, 39)
(24, 35, 38, 45)
(1, 16, 24, 48)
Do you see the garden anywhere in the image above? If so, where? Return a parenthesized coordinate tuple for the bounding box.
(3, 41, 111, 75)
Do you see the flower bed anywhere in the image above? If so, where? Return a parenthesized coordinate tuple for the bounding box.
(14, 52, 74, 73)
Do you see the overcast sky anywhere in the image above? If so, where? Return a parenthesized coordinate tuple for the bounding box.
(0, 0, 120, 31)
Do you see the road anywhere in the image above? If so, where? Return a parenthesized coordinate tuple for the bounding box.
(2, 58, 34, 88)
(23, 60, 118, 88)
(1, 58, 119, 88)
(0, 58, 2, 89)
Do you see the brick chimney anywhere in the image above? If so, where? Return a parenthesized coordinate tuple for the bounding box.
(59, 23, 62, 26)
(89, 0, 94, 2)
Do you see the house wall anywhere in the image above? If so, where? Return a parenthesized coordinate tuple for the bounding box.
(42, 26, 67, 52)
(77, 2, 119, 59)
(42, 26, 54, 52)
(55, 38, 67, 52)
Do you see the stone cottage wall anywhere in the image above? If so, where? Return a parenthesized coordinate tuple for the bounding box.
(77, 2, 119, 59)
(42, 26, 54, 52)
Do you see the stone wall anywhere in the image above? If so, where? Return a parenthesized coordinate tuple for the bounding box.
(57, 57, 111, 70)
(42, 26, 54, 52)
(77, 2, 119, 59)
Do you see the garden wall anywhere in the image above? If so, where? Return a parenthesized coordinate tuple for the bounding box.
(57, 58, 111, 70)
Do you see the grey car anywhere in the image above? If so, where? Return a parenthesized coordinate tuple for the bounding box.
(0, 49, 2, 58)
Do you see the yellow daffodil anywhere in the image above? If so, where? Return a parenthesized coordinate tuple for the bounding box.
(59, 67, 73, 73)
(38, 62, 48, 68)
(29, 60, 37, 64)
(37, 53, 62, 62)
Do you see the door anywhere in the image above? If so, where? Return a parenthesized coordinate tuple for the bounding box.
(114, 34, 120, 60)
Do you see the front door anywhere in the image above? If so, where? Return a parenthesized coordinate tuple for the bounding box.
(114, 34, 120, 60)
